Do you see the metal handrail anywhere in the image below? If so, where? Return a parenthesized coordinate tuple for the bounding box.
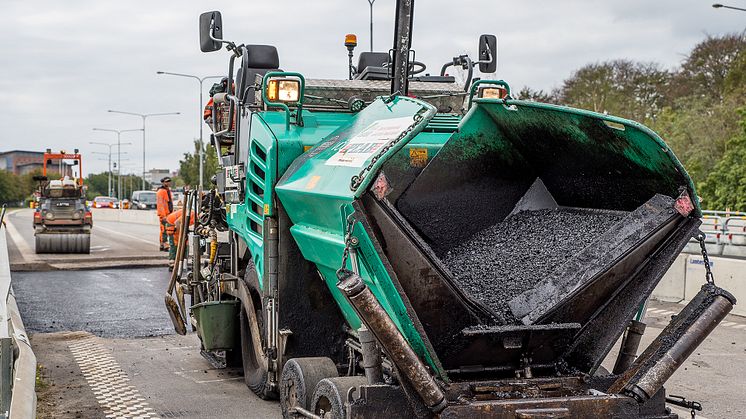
(0, 217, 37, 418)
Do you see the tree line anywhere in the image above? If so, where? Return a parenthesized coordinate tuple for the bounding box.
(519, 33, 746, 211)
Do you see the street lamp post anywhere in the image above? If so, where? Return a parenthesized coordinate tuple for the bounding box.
(156, 71, 223, 190)
(107, 110, 180, 190)
(92, 128, 141, 201)
(367, 0, 376, 51)
(90, 145, 129, 196)
(712, 3, 746, 11)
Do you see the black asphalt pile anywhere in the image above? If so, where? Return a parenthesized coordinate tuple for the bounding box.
(442, 208, 626, 324)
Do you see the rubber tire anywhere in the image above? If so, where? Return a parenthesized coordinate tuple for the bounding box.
(240, 304, 275, 399)
(280, 358, 339, 418)
(311, 376, 367, 419)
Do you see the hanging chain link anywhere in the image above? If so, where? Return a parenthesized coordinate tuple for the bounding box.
(696, 232, 715, 285)
(350, 111, 426, 191)
(337, 213, 358, 280)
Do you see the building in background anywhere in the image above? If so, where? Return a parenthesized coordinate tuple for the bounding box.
(144, 168, 170, 188)
(0, 150, 44, 175)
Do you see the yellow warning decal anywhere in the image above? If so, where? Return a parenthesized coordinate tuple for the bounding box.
(409, 147, 428, 168)
(263, 204, 270, 215)
(303, 145, 313, 152)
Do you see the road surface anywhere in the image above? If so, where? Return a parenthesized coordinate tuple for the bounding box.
(4, 207, 745, 418)
(10, 267, 744, 418)
(4, 208, 166, 271)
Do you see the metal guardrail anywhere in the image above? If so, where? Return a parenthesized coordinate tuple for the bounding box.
(683, 210, 746, 258)
(0, 207, 37, 419)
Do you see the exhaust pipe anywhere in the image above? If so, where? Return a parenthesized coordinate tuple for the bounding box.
(337, 270, 447, 413)
(610, 284, 736, 402)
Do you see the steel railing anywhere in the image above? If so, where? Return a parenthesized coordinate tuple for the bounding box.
(0, 206, 37, 419)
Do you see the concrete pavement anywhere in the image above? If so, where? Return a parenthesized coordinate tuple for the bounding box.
(5, 208, 166, 271)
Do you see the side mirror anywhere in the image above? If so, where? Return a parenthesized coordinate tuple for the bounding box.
(199, 11, 223, 53)
(478, 34, 498, 73)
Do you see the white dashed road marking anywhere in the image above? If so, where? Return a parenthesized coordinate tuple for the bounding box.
(69, 335, 159, 418)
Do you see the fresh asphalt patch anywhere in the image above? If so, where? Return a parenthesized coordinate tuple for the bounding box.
(14, 267, 174, 338)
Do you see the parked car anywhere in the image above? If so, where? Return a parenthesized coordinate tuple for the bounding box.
(131, 190, 157, 210)
(92, 196, 117, 209)
(172, 191, 184, 207)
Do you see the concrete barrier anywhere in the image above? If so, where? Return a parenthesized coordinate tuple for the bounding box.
(0, 221, 37, 418)
(652, 253, 746, 317)
(653, 253, 687, 303)
(92, 208, 159, 226)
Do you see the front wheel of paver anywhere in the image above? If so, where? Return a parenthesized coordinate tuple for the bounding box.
(280, 357, 339, 418)
(311, 376, 367, 419)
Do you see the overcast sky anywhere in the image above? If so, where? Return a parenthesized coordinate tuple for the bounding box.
(1, 0, 744, 175)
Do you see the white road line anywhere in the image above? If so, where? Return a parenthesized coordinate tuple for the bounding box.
(69, 335, 158, 418)
(732, 324, 746, 329)
(3, 210, 38, 261)
(94, 224, 158, 246)
(721, 321, 736, 327)
(647, 308, 664, 314)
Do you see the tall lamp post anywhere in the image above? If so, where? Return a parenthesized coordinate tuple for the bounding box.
(107, 110, 180, 190)
(156, 71, 223, 190)
(90, 141, 130, 196)
(712, 3, 746, 11)
(367, 0, 376, 51)
(92, 128, 142, 201)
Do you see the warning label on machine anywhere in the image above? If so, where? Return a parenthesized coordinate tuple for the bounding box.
(325, 117, 414, 167)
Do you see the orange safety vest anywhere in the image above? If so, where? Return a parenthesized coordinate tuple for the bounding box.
(165, 209, 195, 234)
(156, 187, 172, 219)
(204, 98, 214, 121)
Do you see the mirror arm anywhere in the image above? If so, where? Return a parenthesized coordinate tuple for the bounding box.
(463, 56, 474, 92)
(208, 19, 237, 51)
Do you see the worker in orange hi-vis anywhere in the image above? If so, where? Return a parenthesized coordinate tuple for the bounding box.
(165, 204, 195, 270)
(204, 77, 228, 130)
(156, 177, 174, 252)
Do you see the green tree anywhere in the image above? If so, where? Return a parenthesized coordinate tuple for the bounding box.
(178, 140, 219, 188)
(670, 33, 746, 101)
(698, 108, 746, 211)
(0, 171, 23, 205)
(558, 60, 671, 124)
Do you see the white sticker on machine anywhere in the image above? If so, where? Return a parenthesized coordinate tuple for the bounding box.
(325, 116, 415, 167)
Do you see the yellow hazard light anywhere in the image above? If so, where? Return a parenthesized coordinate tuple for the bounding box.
(344, 33, 358, 48)
(266, 78, 301, 103)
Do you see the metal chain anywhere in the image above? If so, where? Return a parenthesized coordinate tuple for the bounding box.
(696, 232, 715, 285)
(350, 110, 426, 191)
(337, 213, 357, 280)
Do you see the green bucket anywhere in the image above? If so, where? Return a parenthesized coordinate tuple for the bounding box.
(191, 300, 241, 351)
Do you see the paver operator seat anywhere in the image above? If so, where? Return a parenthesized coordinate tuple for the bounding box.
(236, 44, 280, 104)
